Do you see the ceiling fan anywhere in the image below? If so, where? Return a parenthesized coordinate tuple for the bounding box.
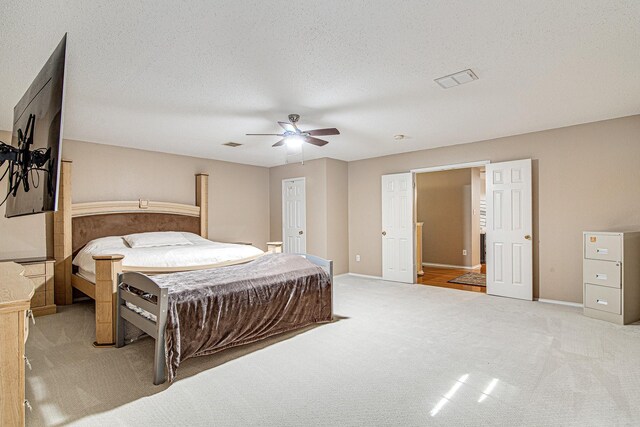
(246, 114, 340, 147)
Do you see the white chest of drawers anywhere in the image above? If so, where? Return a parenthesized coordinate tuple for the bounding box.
(583, 231, 640, 325)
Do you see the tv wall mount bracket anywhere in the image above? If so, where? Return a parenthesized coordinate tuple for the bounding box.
(0, 114, 53, 206)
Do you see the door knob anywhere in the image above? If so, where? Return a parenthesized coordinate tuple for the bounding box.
(299, 230, 304, 235)
(382, 231, 387, 236)
(525, 235, 532, 240)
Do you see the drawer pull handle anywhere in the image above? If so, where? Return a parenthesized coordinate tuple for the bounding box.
(24, 356, 32, 370)
(595, 274, 608, 280)
(596, 299, 608, 305)
(27, 309, 35, 325)
(596, 248, 609, 254)
(24, 399, 32, 412)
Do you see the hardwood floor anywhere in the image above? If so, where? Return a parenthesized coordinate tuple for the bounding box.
(417, 264, 486, 293)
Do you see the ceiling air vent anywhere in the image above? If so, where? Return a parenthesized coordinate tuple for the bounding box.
(223, 142, 242, 147)
(435, 69, 478, 89)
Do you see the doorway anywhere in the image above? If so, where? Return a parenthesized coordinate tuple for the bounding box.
(415, 166, 486, 292)
(381, 159, 533, 300)
(282, 177, 306, 254)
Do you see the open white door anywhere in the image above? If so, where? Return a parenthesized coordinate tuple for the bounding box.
(381, 173, 414, 283)
(486, 159, 533, 300)
(282, 178, 306, 254)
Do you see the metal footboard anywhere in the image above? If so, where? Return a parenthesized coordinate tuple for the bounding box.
(116, 271, 169, 385)
(116, 254, 333, 385)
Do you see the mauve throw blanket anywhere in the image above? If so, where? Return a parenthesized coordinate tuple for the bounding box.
(150, 253, 332, 382)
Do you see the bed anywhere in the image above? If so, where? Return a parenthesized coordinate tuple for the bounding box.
(116, 253, 333, 384)
(53, 163, 283, 346)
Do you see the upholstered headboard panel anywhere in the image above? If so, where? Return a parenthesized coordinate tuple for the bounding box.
(71, 213, 201, 255)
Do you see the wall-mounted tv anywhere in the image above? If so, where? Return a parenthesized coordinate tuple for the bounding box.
(2, 34, 66, 218)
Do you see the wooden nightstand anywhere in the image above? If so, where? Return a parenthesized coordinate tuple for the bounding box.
(13, 258, 56, 317)
(267, 242, 283, 254)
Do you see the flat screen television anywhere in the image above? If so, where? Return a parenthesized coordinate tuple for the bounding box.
(3, 34, 66, 218)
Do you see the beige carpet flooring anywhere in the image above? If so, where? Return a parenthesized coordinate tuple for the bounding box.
(24, 275, 640, 426)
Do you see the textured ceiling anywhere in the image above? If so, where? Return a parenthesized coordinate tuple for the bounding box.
(1, 1, 639, 167)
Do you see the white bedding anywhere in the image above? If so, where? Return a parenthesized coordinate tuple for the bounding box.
(73, 232, 264, 283)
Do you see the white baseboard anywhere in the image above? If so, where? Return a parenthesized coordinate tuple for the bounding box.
(423, 262, 482, 270)
(341, 273, 383, 280)
(536, 298, 583, 308)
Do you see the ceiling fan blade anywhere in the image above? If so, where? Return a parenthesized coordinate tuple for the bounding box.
(303, 136, 329, 147)
(278, 121, 297, 133)
(306, 128, 340, 136)
(246, 133, 285, 136)
(272, 139, 286, 147)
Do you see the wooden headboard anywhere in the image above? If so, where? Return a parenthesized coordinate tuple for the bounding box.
(53, 160, 209, 305)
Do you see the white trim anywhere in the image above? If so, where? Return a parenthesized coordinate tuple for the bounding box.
(423, 262, 482, 270)
(536, 298, 583, 308)
(411, 160, 490, 174)
(342, 273, 383, 280)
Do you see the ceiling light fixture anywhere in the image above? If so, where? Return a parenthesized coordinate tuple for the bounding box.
(222, 142, 242, 147)
(435, 69, 478, 89)
(285, 135, 304, 148)
(394, 134, 409, 141)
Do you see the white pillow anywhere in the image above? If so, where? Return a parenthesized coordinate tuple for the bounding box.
(123, 232, 194, 248)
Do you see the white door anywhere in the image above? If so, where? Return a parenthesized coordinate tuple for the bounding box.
(486, 159, 533, 300)
(381, 173, 414, 283)
(282, 178, 306, 254)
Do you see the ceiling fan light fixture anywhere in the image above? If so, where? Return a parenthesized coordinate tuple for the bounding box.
(285, 135, 304, 148)
(246, 114, 339, 148)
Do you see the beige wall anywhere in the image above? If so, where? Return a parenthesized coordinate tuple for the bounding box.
(0, 137, 271, 260)
(3, 114, 639, 303)
(269, 158, 349, 274)
(326, 159, 349, 275)
(64, 140, 271, 249)
(416, 169, 471, 267)
(349, 115, 640, 303)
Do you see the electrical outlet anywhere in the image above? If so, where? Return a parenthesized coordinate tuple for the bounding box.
(356, 254, 361, 262)
(462, 250, 467, 256)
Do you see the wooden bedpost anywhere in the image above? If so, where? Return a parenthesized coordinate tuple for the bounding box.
(54, 160, 73, 305)
(93, 254, 124, 347)
(196, 173, 209, 239)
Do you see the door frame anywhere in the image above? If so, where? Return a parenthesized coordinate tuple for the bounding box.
(410, 160, 490, 283)
(282, 177, 306, 254)
(410, 160, 490, 174)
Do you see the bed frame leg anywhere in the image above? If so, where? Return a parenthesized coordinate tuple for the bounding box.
(115, 273, 125, 348)
(153, 339, 166, 385)
(93, 254, 124, 347)
(153, 288, 169, 385)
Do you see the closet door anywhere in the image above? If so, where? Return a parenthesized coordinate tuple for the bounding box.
(282, 178, 306, 254)
(486, 159, 533, 300)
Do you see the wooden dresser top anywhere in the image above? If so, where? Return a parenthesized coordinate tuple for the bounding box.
(0, 262, 35, 308)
